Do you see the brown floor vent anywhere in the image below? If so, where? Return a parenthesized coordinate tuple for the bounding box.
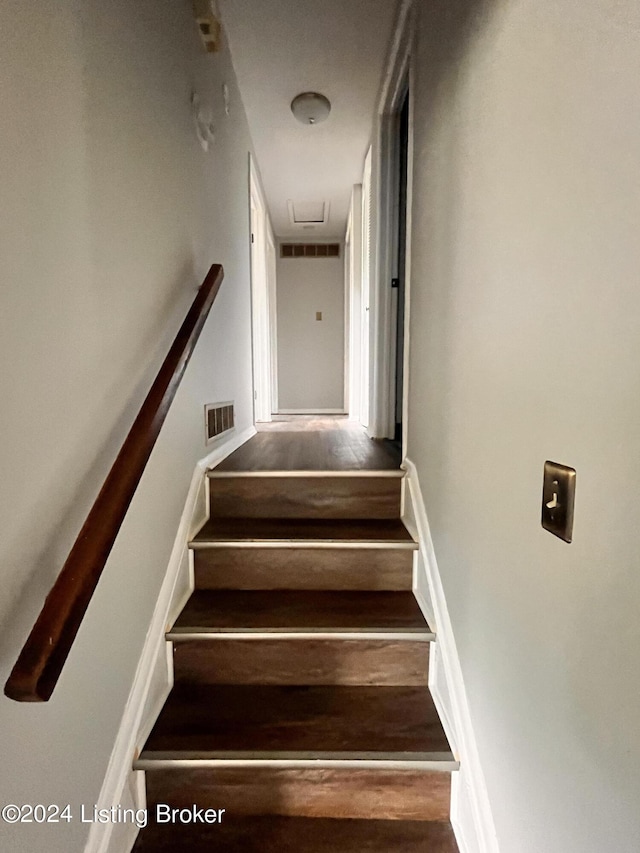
(280, 243, 340, 259)
(205, 401, 235, 444)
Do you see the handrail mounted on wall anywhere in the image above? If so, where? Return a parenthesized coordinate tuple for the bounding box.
(5, 264, 224, 702)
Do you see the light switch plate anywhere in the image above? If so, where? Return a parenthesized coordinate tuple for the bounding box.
(541, 461, 576, 543)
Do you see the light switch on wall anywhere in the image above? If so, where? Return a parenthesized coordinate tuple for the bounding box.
(541, 461, 576, 543)
(316, 312, 322, 321)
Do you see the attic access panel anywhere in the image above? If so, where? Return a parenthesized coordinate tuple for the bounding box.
(293, 202, 325, 223)
(287, 200, 331, 226)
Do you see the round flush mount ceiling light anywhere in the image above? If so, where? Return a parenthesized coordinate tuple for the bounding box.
(291, 92, 331, 125)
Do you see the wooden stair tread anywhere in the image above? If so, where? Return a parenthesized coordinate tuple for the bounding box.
(172, 590, 430, 633)
(132, 816, 458, 852)
(141, 685, 451, 756)
(192, 517, 416, 544)
(142, 766, 453, 822)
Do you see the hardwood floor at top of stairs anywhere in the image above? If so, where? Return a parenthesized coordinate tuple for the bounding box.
(216, 416, 401, 471)
(132, 421, 458, 852)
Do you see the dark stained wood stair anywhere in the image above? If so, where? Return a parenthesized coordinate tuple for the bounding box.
(193, 545, 414, 590)
(192, 515, 417, 544)
(133, 447, 459, 851)
(170, 590, 433, 687)
(140, 684, 450, 755)
(171, 589, 430, 632)
(132, 815, 458, 852)
(207, 472, 403, 519)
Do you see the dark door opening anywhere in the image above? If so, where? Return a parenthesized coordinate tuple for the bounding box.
(393, 89, 409, 443)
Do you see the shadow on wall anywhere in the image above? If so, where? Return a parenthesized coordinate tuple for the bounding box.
(0, 258, 198, 676)
(408, 0, 503, 519)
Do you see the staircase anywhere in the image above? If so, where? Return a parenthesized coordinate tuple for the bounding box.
(133, 456, 459, 850)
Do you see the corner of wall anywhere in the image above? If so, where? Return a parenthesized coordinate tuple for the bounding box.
(85, 425, 256, 853)
(402, 458, 500, 853)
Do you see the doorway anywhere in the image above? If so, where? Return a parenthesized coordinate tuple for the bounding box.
(392, 89, 409, 442)
(369, 21, 413, 445)
(249, 156, 275, 422)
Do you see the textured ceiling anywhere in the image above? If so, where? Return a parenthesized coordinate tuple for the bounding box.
(219, 0, 399, 239)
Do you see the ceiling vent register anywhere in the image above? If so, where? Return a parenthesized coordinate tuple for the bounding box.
(280, 244, 340, 259)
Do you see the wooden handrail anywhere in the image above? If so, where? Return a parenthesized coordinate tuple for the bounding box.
(5, 264, 225, 702)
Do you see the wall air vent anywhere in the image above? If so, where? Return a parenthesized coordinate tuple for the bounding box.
(280, 243, 340, 259)
(205, 401, 235, 444)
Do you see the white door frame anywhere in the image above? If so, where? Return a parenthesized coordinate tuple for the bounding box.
(346, 184, 363, 422)
(360, 151, 372, 429)
(344, 216, 352, 417)
(249, 155, 274, 422)
(266, 228, 278, 415)
(369, 0, 414, 443)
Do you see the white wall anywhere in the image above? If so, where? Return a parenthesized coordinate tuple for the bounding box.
(0, 1, 255, 850)
(276, 251, 345, 411)
(406, 1, 640, 851)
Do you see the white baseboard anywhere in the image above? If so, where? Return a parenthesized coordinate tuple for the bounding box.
(276, 409, 346, 415)
(402, 457, 499, 853)
(85, 425, 256, 853)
